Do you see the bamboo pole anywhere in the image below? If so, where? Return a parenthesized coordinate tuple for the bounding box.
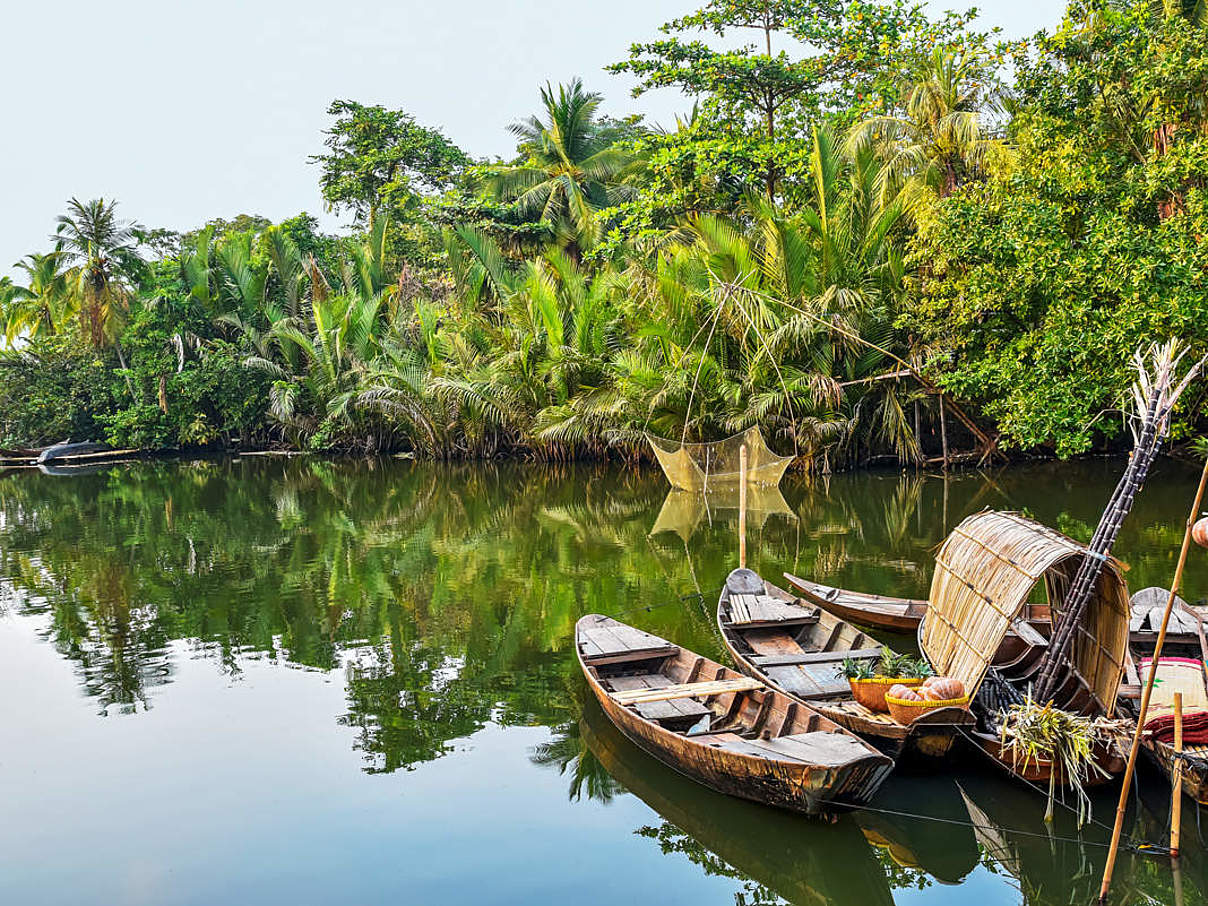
(738, 444, 748, 569)
(1099, 456, 1208, 903)
(1172, 691, 1184, 858)
(939, 394, 949, 471)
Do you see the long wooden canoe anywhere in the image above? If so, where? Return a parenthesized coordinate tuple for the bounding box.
(575, 614, 893, 814)
(786, 572, 1053, 636)
(788, 573, 1207, 652)
(786, 573, 931, 633)
(716, 568, 974, 761)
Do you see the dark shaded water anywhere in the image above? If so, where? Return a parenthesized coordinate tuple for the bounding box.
(1, 457, 1206, 905)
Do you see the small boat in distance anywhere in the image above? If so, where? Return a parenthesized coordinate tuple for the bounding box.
(575, 614, 893, 814)
(717, 568, 974, 761)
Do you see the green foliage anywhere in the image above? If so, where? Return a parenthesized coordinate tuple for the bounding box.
(5, 3, 1207, 463)
(841, 656, 876, 679)
(482, 78, 643, 256)
(903, 0, 1208, 455)
(609, 0, 984, 211)
(0, 335, 117, 446)
(313, 99, 472, 227)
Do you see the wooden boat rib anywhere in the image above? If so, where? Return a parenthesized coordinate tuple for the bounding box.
(575, 614, 893, 814)
(716, 568, 974, 761)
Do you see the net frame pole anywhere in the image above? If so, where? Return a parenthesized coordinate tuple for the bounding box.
(1099, 455, 1208, 903)
(738, 444, 748, 569)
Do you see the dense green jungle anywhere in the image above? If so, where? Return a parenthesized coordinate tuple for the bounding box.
(4, 0, 1208, 468)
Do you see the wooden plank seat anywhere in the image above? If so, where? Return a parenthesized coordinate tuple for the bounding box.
(606, 674, 710, 722)
(755, 731, 879, 767)
(750, 647, 882, 668)
(743, 630, 852, 699)
(578, 617, 679, 666)
(611, 677, 763, 705)
(728, 593, 819, 628)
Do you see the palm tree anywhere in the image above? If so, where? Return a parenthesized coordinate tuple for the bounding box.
(489, 78, 639, 254)
(845, 49, 1001, 200)
(0, 251, 73, 344)
(54, 198, 145, 348)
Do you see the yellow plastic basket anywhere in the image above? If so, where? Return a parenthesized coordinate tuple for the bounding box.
(885, 693, 970, 726)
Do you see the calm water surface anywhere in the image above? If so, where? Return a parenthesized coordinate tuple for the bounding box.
(1, 457, 1207, 905)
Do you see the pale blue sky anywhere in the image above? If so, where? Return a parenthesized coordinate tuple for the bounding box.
(1, 0, 1062, 275)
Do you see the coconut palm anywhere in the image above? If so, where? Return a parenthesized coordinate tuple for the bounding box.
(0, 251, 73, 344)
(489, 79, 639, 255)
(845, 49, 1001, 200)
(54, 198, 145, 348)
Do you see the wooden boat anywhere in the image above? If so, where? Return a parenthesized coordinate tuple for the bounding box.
(1123, 588, 1208, 805)
(785, 573, 931, 633)
(578, 699, 896, 906)
(575, 614, 893, 814)
(716, 567, 974, 761)
(789, 573, 1204, 651)
(782, 512, 1131, 786)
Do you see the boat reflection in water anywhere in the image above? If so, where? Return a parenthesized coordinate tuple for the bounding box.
(853, 775, 980, 886)
(958, 772, 1208, 906)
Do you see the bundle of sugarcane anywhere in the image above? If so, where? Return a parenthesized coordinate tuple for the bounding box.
(1034, 341, 1206, 703)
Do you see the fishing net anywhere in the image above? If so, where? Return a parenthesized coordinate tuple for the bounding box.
(650, 487, 797, 542)
(646, 426, 794, 492)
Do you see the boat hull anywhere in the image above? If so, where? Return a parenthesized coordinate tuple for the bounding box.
(585, 676, 887, 814)
(968, 731, 1124, 787)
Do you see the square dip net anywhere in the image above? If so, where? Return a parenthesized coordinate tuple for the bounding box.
(646, 426, 794, 492)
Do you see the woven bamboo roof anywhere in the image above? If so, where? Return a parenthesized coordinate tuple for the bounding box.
(920, 510, 1130, 711)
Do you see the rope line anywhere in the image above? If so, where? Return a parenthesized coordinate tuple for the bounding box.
(854, 803, 1161, 854)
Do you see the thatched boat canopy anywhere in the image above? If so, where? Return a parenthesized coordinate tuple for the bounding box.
(648, 426, 793, 492)
(920, 510, 1130, 711)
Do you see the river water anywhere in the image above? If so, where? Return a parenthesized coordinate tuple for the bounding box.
(1, 457, 1206, 905)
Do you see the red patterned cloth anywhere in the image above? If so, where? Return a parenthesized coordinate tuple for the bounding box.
(1140, 656, 1208, 744)
(1144, 709, 1208, 745)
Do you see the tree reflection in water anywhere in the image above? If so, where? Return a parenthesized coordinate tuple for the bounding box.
(3, 457, 1208, 903)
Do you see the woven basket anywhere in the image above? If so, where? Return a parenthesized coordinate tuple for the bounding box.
(885, 693, 970, 726)
(849, 677, 923, 713)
